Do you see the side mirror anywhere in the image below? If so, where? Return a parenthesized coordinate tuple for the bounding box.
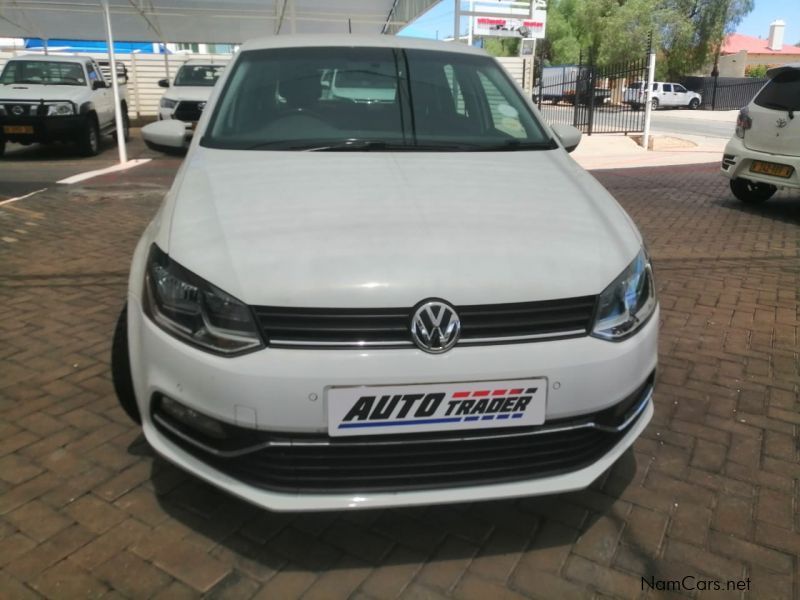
(141, 119, 191, 155)
(92, 79, 107, 90)
(158, 78, 170, 88)
(551, 123, 582, 153)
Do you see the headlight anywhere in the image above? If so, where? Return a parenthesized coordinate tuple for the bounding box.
(46, 102, 75, 116)
(143, 245, 263, 355)
(592, 249, 656, 341)
(160, 97, 178, 109)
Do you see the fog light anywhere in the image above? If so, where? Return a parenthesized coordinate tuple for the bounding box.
(159, 396, 228, 439)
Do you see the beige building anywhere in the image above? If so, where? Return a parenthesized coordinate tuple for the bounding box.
(718, 20, 800, 77)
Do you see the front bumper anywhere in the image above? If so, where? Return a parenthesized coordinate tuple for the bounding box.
(0, 114, 86, 143)
(128, 292, 658, 510)
(721, 136, 800, 189)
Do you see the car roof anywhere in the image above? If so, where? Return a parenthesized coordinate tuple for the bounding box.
(240, 34, 487, 57)
(182, 58, 229, 66)
(11, 53, 91, 63)
(767, 62, 800, 78)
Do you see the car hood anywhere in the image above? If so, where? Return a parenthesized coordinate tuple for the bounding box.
(165, 147, 642, 307)
(162, 86, 214, 102)
(0, 84, 88, 103)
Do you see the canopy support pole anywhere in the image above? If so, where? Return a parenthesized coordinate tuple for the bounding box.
(101, 0, 127, 164)
(453, 0, 461, 42)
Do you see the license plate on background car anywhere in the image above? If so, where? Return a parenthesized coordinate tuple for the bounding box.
(3, 125, 33, 135)
(750, 161, 794, 178)
(327, 378, 547, 437)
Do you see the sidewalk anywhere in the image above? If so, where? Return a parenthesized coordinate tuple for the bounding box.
(571, 132, 727, 170)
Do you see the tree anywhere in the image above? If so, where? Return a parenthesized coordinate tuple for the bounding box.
(658, 0, 754, 79)
(482, 38, 521, 57)
(543, 0, 754, 79)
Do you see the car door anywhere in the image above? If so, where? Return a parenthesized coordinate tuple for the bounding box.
(86, 62, 112, 126)
(672, 84, 689, 106)
(660, 83, 674, 106)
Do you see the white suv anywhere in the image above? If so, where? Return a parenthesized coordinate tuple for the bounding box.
(158, 59, 226, 124)
(722, 63, 799, 203)
(117, 35, 658, 511)
(0, 54, 129, 156)
(624, 81, 701, 111)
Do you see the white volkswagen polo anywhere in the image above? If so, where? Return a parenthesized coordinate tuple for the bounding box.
(116, 35, 658, 511)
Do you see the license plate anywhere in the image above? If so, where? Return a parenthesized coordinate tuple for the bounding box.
(3, 125, 33, 134)
(750, 160, 794, 178)
(327, 378, 547, 437)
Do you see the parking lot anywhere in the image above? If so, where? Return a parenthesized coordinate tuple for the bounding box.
(1, 135, 798, 599)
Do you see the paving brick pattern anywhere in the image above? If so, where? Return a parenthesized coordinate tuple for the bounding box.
(0, 160, 797, 599)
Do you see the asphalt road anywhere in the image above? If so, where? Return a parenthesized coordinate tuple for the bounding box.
(0, 133, 153, 202)
(650, 111, 736, 139)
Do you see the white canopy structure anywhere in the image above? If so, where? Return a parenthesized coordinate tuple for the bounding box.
(0, 0, 440, 162)
(0, 0, 439, 40)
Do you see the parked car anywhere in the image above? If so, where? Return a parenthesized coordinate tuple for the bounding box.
(624, 81, 701, 111)
(721, 63, 799, 203)
(0, 54, 129, 157)
(158, 59, 227, 124)
(121, 35, 658, 512)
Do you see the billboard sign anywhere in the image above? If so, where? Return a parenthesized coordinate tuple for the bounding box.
(473, 9, 546, 38)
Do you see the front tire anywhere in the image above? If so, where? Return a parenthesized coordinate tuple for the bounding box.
(688, 98, 700, 110)
(650, 98, 659, 111)
(111, 303, 141, 424)
(78, 116, 100, 156)
(730, 178, 777, 204)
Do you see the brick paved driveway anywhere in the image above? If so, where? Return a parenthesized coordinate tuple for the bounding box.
(0, 157, 797, 599)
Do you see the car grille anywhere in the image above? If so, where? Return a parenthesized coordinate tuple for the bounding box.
(174, 101, 204, 122)
(151, 373, 652, 494)
(252, 296, 597, 349)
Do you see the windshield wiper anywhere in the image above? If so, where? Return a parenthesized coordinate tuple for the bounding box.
(241, 139, 557, 152)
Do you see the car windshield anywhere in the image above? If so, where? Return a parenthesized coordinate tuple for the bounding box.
(0, 60, 86, 86)
(174, 65, 224, 87)
(754, 70, 800, 111)
(203, 46, 554, 151)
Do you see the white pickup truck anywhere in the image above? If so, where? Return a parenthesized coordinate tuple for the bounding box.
(0, 54, 129, 157)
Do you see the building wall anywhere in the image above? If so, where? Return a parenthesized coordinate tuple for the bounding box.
(719, 50, 800, 77)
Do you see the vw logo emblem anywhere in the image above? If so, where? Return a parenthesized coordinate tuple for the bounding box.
(11, 105, 24, 116)
(197, 102, 206, 111)
(776, 118, 788, 128)
(410, 300, 461, 354)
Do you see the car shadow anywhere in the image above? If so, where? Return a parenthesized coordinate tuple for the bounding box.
(714, 188, 800, 225)
(128, 435, 663, 581)
(2, 137, 116, 162)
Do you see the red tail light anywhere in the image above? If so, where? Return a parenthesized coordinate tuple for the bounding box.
(735, 108, 752, 138)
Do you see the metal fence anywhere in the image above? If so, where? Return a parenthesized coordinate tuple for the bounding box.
(534, 50, 650, 135)
(681, 76, 768, 111)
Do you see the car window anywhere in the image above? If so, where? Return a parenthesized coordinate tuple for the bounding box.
(476, 71, 526, 138)
(662, 84, 672, 92)
(85, 63, 101, 85)
(174, 65, 224, 87)
(0, 60, 86, 86)
(673, 84, 686, 93)
(203, 46, 552, 151)
(754, 70, 800, 111)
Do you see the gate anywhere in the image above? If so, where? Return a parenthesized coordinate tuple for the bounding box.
(535, 48, 651, 135)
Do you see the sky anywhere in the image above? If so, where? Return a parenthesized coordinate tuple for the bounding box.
(401, 0, 800, 46)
